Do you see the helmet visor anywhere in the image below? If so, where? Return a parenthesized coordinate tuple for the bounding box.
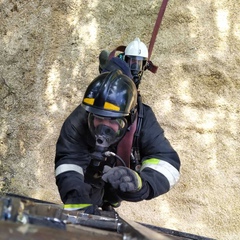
(125, 56, 147, 76)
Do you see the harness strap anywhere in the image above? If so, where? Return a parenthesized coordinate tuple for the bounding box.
(132, 94, 144, 163)
(148, 0, 169, 60)
(116, 113, 138, 167)
(109, 45, 126, 60)
(146, 60, 158, 74)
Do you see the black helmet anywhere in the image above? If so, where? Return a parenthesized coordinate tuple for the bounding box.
(82, 70, 137, 118)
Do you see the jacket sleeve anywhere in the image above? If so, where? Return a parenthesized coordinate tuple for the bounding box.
(118, 104, 180, 202)
(55, 105, 94, 204)
(139, 104, 181, 199)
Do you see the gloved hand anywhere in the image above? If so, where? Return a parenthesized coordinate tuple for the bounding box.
(102, 166, 142, 192)
(83, 205, 101, 215)
(63, 203, 101, 215)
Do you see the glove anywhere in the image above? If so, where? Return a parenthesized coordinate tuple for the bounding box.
(83, 205, 101, 215)
(63, 203, 101, 215)
(102, 166, 142, 192)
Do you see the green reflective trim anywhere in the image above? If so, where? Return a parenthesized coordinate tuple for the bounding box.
(141, 158, 180, 189)
(135, 172, 142, 190)
(103, 200, 120, 207)
(64, 203, 92, 210)
(142, 158, 160, 165)
(111, 202, 120, 207)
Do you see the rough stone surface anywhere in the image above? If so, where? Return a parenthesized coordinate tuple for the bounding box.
(0, 1, 239, 239)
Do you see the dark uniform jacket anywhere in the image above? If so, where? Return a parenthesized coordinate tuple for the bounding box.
(55, 103, 180, 206)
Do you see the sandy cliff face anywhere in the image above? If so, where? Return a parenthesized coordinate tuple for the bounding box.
(0, 1, 239, 239)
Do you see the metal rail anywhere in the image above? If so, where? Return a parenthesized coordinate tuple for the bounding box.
(0, 194, 216, 240)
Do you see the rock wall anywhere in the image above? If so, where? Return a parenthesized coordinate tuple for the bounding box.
(0, 0, 239, 239)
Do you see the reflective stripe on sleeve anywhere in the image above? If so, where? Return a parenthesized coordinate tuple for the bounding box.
(140, 158, 180, 188)
(64, 203, 92, 211)
(55, 164, 84, 177)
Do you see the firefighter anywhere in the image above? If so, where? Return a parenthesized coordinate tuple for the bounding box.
(124, 37, 148, 87)
(55, 69, 180, 213)
(99, 37, 149, 88)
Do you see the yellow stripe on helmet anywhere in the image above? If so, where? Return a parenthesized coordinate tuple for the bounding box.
(83, 98, 95, 105)
(104, 102, 120, 111)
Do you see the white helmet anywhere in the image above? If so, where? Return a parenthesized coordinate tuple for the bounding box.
(124, 38, 148, 88)
(125, 38, 148, 59)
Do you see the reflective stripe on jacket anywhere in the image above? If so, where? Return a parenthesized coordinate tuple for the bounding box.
(141, 158, 180, 189)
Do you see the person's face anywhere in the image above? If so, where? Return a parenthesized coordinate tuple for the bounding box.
(93, 116, 120, 132)
(125, 56, 145, 73)
(88, 113, 128, 146)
